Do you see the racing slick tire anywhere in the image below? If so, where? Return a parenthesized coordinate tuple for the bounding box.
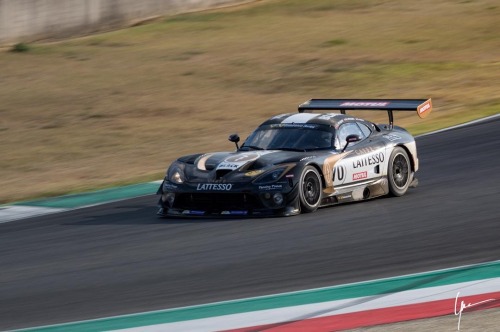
(299, 166, 322, 213)
(388, 147, 412, 197)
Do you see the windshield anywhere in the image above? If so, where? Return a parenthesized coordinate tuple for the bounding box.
(241, 124, 335, 151)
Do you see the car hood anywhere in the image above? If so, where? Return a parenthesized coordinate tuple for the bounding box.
(193, 150, 321, 172)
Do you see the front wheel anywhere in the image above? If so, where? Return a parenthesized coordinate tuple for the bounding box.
(388, 147, 412, 196)
(299, 166, 322, 213)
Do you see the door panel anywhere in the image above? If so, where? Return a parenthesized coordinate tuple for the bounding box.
(334, 122, 388, 187)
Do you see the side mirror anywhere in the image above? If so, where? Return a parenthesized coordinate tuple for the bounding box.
(228, 133, 240, 149)
(342, 134, 361, 152)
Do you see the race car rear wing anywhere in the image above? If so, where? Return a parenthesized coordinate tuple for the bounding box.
(298, 98, 432, 129)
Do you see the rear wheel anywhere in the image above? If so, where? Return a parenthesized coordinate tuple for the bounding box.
(388, 147, 412, 196)
(299, 166, 322, 213)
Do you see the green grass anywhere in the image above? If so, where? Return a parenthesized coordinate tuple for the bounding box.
(0, 0, 499, 204)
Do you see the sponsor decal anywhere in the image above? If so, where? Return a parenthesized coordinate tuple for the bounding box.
(217, 163, 240, 170)
(353, 152, 385, 168)
(353, 171, 368, 181)
(340, 102, 389, 107)
(383, 134, 402, 142)
(417, 99, 432, 118)
(337, 194, 352, 200)
(419, 104, 430, 113)
(196, 183, 233, 191)
(221, 210, 248, 215)
(163, 183, 178, 190)
(271, 123, 318, 129)
(182, 210, 205, 215)
(285, 174, 294, 178)
(258, 184, 283, 191)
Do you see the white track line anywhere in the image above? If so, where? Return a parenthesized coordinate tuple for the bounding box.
(0, 206, 67, 224)
(416, 113, 500, 138)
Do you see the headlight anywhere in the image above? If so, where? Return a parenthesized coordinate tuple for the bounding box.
(253, 167, 288, 184)
(167, 163, 185, 184)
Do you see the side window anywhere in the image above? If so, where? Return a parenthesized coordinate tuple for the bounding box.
(336, 122, 365, 150)
(356, 122, 372, 138)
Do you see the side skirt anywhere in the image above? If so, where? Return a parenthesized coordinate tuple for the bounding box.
(320, 177, 390, 207)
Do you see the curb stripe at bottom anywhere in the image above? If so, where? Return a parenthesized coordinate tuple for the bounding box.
(109, 278, 500, 332)
(225, 292, 500, 332)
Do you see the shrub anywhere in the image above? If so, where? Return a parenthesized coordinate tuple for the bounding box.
(11, 43, 30, 53)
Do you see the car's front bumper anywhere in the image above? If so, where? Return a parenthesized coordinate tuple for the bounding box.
(157, 181, 300, 217)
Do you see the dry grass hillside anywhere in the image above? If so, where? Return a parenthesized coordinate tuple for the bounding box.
(0, 0, 499, 203)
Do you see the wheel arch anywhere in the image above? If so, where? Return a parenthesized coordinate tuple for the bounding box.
(395, 144, 415, 173)
(305, 162, 327, 189)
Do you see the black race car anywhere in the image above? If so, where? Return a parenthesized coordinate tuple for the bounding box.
(157, 99, 432, 217)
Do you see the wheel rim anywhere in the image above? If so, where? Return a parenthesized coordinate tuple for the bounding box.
(303, 171, 320, 206)
(392, 153, 409, 189)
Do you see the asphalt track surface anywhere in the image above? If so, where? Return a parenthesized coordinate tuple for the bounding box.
(1, 118, 499, 330)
